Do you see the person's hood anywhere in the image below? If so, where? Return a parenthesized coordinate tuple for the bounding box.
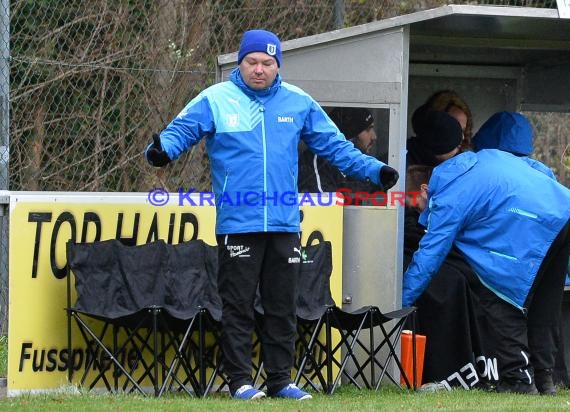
(472, 111, 533, 156)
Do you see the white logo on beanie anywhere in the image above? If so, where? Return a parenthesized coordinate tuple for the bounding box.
(266, 43, 277, 56)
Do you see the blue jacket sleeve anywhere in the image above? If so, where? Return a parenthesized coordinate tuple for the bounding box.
(300, 101, 385, 188)
(155, 93, 215, 161)
(402, 194, 465, 306)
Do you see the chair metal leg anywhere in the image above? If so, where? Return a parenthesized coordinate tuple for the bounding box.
(325, 309, 334, 394)
(152, 307, 159, 396)
(72, 313, 147, 395)
(294, 316, 327, 391)
(370, 309, 418, 391)
(158, 316, 199, 397)
(329, 310, 369, 393)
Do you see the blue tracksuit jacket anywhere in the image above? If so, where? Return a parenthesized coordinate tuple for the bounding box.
(150, 67, 385, 234)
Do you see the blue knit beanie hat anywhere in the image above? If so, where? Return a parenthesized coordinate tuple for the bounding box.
(238, 29, 282, 67)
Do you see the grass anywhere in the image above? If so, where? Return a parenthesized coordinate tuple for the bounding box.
(0, 385, 569, 411)
(0, 338, 568, 411)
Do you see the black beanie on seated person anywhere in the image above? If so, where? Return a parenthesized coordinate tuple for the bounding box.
(415, 110, 463, 155)
(329, 107, 374, 139)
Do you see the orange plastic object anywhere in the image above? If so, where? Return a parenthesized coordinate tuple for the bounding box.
(400, 330, 426, 388)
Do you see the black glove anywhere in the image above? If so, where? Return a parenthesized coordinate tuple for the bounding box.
(146, 133, 171, 167)
(379, 165, 399, 191)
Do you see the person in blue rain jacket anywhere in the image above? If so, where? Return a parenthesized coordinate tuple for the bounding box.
(473, 111, 570, 390)
(403, 148, 570, 395)
(144, 29, 398, 401)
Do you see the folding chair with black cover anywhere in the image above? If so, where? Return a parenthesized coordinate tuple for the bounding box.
(293, 241, 418, 394)
(292, 240, 336, 392)
(66, 239, 223, 397)
(66, 239, 167, 395)
(159, 240, 223, 397)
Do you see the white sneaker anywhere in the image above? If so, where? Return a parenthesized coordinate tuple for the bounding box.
(418, 382, 449, 392)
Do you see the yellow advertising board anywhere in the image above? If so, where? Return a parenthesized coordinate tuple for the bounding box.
(7, 192, 343, 395)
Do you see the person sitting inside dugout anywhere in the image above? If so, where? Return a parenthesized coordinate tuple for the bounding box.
(298, 107, 381, 204)
(404, 165, 494, 391)
(403, 139, 570, 395)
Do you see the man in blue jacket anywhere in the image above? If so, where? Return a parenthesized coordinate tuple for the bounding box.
(403, 147, 570, 395)
(472, 111, 568, 393)
(145, 29, 398, 400)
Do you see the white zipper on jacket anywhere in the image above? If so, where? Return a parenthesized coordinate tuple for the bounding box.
(260, 104, 268, 231)
(219, 170, 229, 210)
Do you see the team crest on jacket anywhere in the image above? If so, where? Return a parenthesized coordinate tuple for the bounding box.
(266, 43, 277, 56)
(227, 114, 239, 127)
